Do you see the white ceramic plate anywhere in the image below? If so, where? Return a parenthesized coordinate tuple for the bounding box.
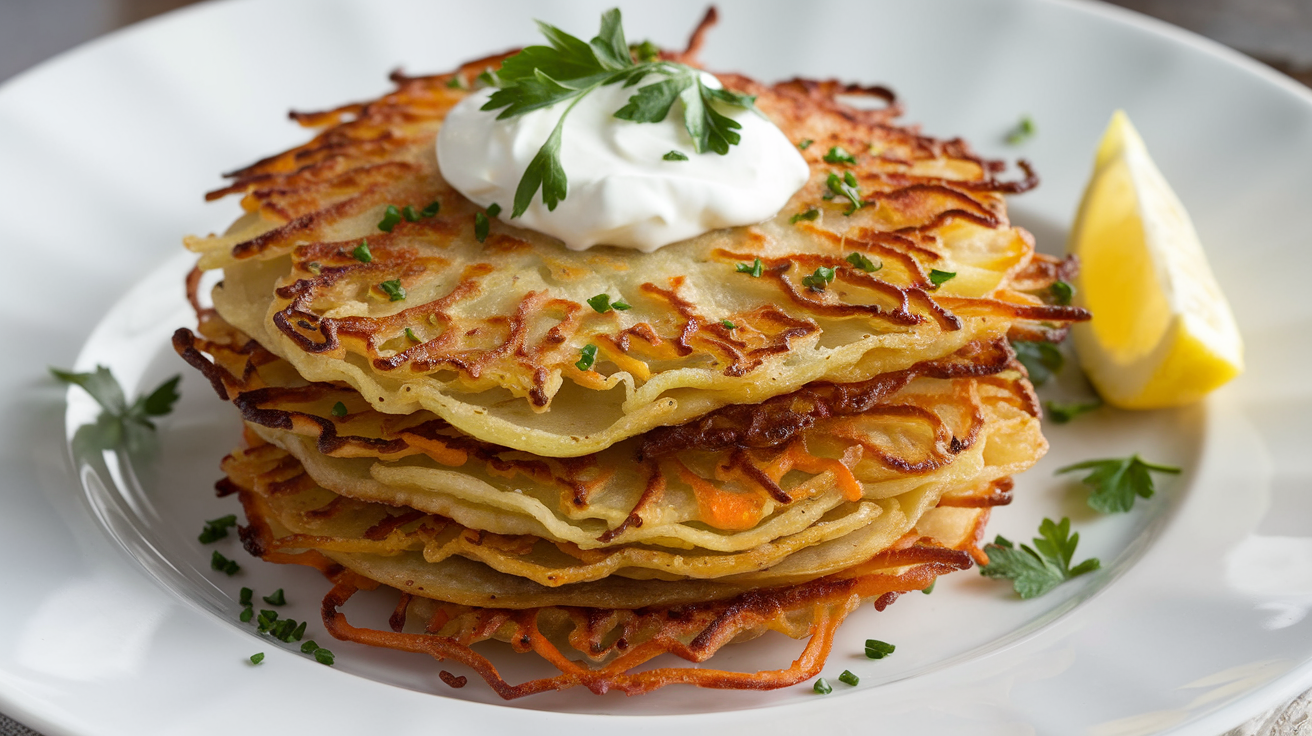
(3, 0, 1310, 733)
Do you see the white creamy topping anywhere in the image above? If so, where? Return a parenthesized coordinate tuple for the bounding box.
(436, 72, 810, 252)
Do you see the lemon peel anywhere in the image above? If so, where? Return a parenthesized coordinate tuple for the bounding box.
(1068, 111, 1243, 409)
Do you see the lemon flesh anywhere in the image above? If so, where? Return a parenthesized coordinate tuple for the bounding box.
(1068, 111, 1243, 409)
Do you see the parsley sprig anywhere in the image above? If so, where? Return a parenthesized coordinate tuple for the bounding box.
(1056, 455, 1181, 513)
(51, 366, 181, 451)
(979, 517, 1100, 599)
(481, 9, 757, 218)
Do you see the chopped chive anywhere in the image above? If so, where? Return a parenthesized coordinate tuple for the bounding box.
(845, 252, 881, 272)
(838, 670, 860, 686)
(405, 327, 421, 343)
(352, 241, 373, 263)
(291, 621, 307, 642)
(864, 639, 896, 659)
(378, 279, 406, 301)
(256, 610, 277, 633)
(575, 344, 599, 372)
(239, 606, 253, 623)
(402, 205, 420, 222)
(313, 648, 335, 666)
(721, 320, 735, 329)
(306, 261, 322, 275)
(823, 145, 856, 165)
(330, 401, 348, 418)
(1045, 398, 1103, 424)
(1050, 280, 1074, 306)
(420, 201, 441, 218)
(239, 587, 253, 606)
(735, 258, 764, 278)
(801, 266, 836, 292)
(813, 678, 832, 694)
(210, 550, 239, 576)
(798, 139, 814, 150)
(377, 205, 402, 232)
(922, 579, 936, 595)
(790, 207, 820, 224)
(663, 150, 689, 161)
(929, 269, 956, 288)
(199, 514, 238, 543)
(301, 640, 320, 654)
(249, 652, 265, 665)
(262, 589, 286, 606)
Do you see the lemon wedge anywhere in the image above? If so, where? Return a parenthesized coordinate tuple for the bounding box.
(1068, 111, 1243, 409)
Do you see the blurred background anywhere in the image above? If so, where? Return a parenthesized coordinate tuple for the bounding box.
(1, 0, 1310, 87)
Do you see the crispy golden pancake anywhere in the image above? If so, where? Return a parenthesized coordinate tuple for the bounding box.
(186, 56, 1085, 457)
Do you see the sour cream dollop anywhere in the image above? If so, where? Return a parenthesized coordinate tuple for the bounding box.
(437, 73, 810, 252)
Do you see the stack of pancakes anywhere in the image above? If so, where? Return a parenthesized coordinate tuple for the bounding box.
(175, 51, 1086, 697)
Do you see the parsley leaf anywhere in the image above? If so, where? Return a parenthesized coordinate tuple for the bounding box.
(377, 205, 402, 232)
(929, 269, 956, 288)
(663, 150, 689, 161)
(1050, 280, 1074, 306)
(330, 401, 348, 418)
(482, 9, 756, 217)
(736, 258, 763, 278)
(826, 172, 864, 215)
(801, 266, 836, 292)
(576, 344, 599, 371)
(790, 207, 819, 224)
(823, 145, 856, 165)
(1056, 455, 1181, 513)
(198, 514, 238, 544)
(798, 139, 814, 150)
(352, 241, 373, 263)
(51, 366, 181, 451)
(1010, 340, 1063, 386)
(979, 517, 1100, 598)
(378, 280, 406, 302)
(588, 294, 622, 313)
(720, 319, 735, 329)
(1044, 398, 1102, 424)
(846, 252, 881, 272)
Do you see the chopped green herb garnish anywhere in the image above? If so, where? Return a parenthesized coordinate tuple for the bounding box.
(377, 204, 402, 232)
(446, 75, 466, 89)
(922, 579, 936, 595)
(826, 172, 863, 215)
(313, 648, 335, 666)
(474, 210, 492, 243)
(801, 266, 836, 292)
(198, 514, 238, 544)
(736, 258, 764, 278)
(588, 294, 626, 313)
(262, 589, 287, 606)
(50, 366, 182, 451)
(306, 261, 322, 275)
(378, 279, 406, 302)
(864, 639, 895, 659)
(663, 150, 689, 161)
(1006, 115, 1036, 145)
(476, 70, 497, 88)
(823, 145, 856, 165)
(798, 138, 814, 150)
(1044, 398, 1103, 424)
(273, 619, 299, 642)
(612, 300, 631, 311)
(239, 606, 253, 623)
(210, 550, 239, 576)
(979, 517, 1100, 598)
(720, 320, 735, 329)
(405, 327, 421, 343)
(790, 207, 820, 224)
(352, 241, 373, 263)
(630, 39, 660, 63)
(301, 640, 320, 654)
(1010, 340, 1064, 386)
(480, 9, 758, 217)
(487, 203, 502, 218)
(330, 401, 348, 418)
(928, 269, 956, 288)
(240, 587, 253, 606)
(420, 201, 441, 218)
(402, 205, 420, 222)
(838, 670, 860, 686)
(813, 678, 832, 694)
(1050, 280, 1074, 306)
(575, 344, 599, 372)
(249, 652, 265, 665)
(256, 610, 277, 633)
(1056, 455, 1181, 514)
(845, 252, 881, 272)
(291, 621, 307, 642)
